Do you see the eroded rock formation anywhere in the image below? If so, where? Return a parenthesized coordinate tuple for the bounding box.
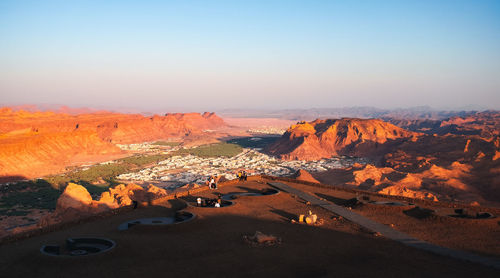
(266, 118, 418, 160)
(273, 117, 500, 205)
(0, 108, 227, 179)
(292, 169, 320, 184)
(387, 111, 500, 139)
(39, 182, 169, 226)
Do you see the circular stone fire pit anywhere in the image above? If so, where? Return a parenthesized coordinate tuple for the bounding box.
(40, 237, 116, 257)
(221, 188, 279, 201)
(448, 210, 496, 219)
(118, 211, 195, 231)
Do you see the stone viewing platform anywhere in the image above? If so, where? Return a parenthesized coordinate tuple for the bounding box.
(1, 176, 499, 277)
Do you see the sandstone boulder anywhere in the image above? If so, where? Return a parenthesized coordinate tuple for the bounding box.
(352, 165, 394, 185)
(98, 183, 148, 207)
(39, 183, 103, 226)
(146, 184, 168, 197)
(379, 185, 438, 202)
(56, 183, 93, 212)
(293, 169, 320, 184)
(243, 231, 281, 246)
(40, 182, 173, 227)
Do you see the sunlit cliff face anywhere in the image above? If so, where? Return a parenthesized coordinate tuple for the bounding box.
(0, 108, 227, 179)
(266, 114, 500, 205)
(267, 118, 418, 160)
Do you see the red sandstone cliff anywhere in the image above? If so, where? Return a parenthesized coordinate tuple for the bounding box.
(0, 108, 227, 144)
(0, 108, 227, 180)
(268, 117, 500, 205)
(266, 118, 418, 160)
(0, 130, 122, 180)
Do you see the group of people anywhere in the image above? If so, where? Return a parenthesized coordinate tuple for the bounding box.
(206, 170, 247, 190)
(207, 175, 218, 189)
(237, 170, 248, 181)
(196, 197, 222, 208)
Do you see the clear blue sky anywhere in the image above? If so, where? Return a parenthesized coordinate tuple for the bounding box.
(1, 0, 499, 111)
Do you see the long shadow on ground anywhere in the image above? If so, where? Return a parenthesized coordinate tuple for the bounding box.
(1, 208, 499, 278)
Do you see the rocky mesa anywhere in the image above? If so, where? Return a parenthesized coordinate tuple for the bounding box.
(266, 118, 418, 160)
(0, 108, 227, 180)
(270, 117, 500, 205)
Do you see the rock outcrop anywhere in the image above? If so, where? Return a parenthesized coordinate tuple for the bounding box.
(39, 182, 169, 226)
(387, 111, 500, 139)
(0, 108, 227, 179)
(40, 183, 109, 226)
(98, 183, 168, 208)
(55, 183, 94, 211)
(271, 115, 500, 205)
(314, 159, 500, 204)
(303, 130, 500, 205)
(292, 169, 320, 184)
(243, 231, 281, 246)
(266, 118, 418, 160)
(379, 185, 438, 201)
(0, 131, 122, 179)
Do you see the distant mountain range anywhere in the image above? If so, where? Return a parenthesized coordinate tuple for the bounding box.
(4, 104, 496, 121)
(217, 107, 489, 121)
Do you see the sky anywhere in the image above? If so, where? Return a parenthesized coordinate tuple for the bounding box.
(1, 0, 499, 112)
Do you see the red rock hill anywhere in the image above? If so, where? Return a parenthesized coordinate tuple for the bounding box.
(266, 117, 500, 205)
(387, 111, 500, 139)
(266, 118, 418, 160)
(292, 169, 320, 183)
(0, 108, 227, 180)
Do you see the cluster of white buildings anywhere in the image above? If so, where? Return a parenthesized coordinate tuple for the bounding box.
(116, 145, 366, 188)
(247, 127, 287, 134)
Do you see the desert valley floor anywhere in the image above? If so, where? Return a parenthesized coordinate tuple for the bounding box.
(1, 177, 499, 277)
(1, 109, 500, 277)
